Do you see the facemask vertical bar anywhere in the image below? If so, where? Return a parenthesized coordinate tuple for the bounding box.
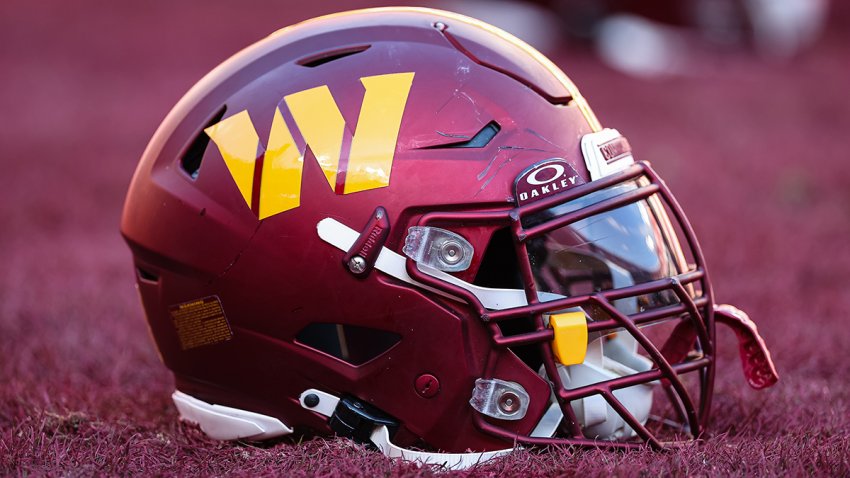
(508, 211, 585, 438)
(597, 389, 661, 448)
(671, 280, 711, 357)
(643, 164, 716, 429)
(661, 383, 692, 436)
(590, 296, 701, 438)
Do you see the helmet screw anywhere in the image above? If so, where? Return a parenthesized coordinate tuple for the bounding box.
(415, 373, 440, 398)
(304, 393, 320, 408)
(439, 240, 463, 265)
(348, 256, 367, 274)
(433, 21, 447, 31)
(498, 391, 520, 414)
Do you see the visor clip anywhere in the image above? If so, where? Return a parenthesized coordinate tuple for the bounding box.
(329, 396, 399, 444)
(343, 206, 390, 278)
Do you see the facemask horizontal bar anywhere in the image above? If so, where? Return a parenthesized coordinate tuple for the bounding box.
(485, 270, 704, 322)
(518, 182, 660, 242)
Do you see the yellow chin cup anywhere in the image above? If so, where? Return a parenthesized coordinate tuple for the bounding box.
(549, 311, 588, 366)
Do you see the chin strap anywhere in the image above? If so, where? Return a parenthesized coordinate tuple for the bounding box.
(715, 304, 779, 389)
(368, 425, 512, 470)
(298, 389, 512, 470)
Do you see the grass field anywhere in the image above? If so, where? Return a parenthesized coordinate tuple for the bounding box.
(2, 1, 849, 475)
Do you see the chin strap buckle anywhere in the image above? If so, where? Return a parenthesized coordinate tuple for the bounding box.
(715, 304, 779, 389)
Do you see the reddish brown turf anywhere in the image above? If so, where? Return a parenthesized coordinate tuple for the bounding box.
(1, 1, 849, 476)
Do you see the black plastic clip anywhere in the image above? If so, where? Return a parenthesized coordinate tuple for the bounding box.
(329, 396, 399, 444)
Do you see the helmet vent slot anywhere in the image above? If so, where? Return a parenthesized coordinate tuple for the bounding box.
(180, 105, 227, 180)
(136, 266, 159, 283)
(297, 45, 371, 68)
(296, 323, 400, 366)
(419, 121, 501, 150)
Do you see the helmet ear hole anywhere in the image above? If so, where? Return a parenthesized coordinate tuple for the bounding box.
(473, 227, 522, 290)
(179, 106, 227, 180)
(135, 266, 159, 283)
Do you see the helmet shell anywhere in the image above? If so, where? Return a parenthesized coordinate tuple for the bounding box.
(122, 7, 602, 452)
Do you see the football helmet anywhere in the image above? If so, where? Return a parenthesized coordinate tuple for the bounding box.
(121, 7, 777, 469)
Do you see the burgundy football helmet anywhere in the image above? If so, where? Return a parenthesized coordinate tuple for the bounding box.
(121, 7, 777, 469)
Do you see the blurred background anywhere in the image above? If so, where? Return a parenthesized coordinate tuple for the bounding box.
(1, 0, 848, 474)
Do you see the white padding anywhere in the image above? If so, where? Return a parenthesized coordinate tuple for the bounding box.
(530, 402, 563, 438)
(581, 393, 609, 428)
(535, 333, 656, 441)
(317, 218, 561, 310)
(555, 337, 654, 440)
(172, 390, 292, 440)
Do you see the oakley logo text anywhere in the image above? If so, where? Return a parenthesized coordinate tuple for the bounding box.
(514, 159, 584, 206)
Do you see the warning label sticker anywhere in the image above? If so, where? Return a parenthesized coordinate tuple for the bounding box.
(169, 296, 233, 350)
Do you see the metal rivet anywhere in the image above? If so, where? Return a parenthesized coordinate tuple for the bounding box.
(304, 393, 320, 408)
(498, 391, 520, 414)
(439, 240, 463, 265)
(415, 373, 440, 398)
(433, 21, 447, 31)
(348, 256, 367, 274)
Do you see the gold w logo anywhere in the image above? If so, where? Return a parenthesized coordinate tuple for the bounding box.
(205, 72, 415, 219)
